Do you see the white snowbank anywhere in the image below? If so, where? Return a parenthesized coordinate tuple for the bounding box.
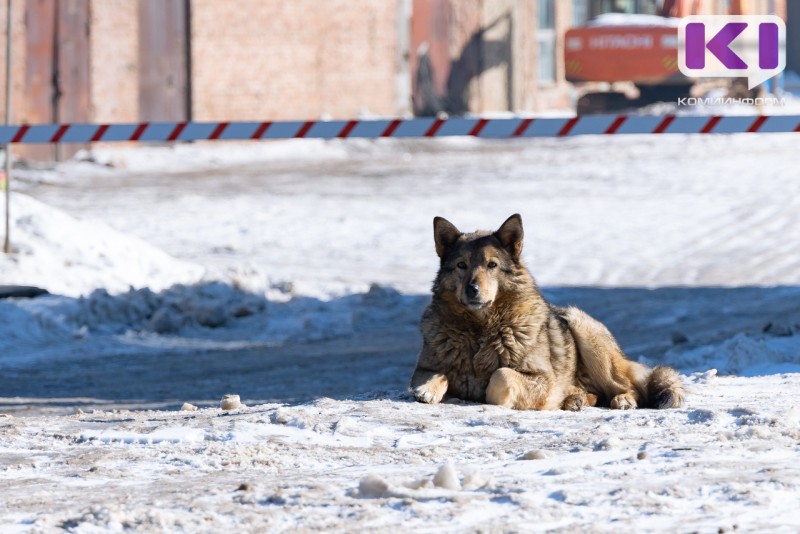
(0, 192, 415, 362)
(0, 190, 428, 366)
(0, 193, 204, 297)
(667, 333, 800, 376)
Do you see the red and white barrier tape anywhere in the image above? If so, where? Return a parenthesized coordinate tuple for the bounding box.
(1, 115, 798, 144)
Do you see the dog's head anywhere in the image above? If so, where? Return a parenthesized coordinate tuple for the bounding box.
(432, 214, 525, 311)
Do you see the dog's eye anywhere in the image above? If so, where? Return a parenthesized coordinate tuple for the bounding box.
(487, 261, 498, 269)
(457, 262, 467, 270)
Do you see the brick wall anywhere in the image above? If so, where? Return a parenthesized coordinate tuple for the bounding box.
(2, 0, 787, 143)
(1, 0, 410, 128)
(89, 0, 139, 122)
(190, 0, 407, 121)
(409, 0, 572, 115)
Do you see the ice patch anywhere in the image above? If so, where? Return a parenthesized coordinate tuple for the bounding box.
(80, 426, 205, 444)
(217, 421, 374, 448)
(394, 434, 450, 449)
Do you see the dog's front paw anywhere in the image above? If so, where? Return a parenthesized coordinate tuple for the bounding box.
(410, 372, 448, 404)
(413, 384, 444, 404)
(610, 393, 637, 410)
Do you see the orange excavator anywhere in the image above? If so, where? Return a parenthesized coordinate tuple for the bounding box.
(564, 0, 751, 113)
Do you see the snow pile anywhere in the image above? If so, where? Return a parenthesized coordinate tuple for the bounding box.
(0, 193, 430, 360)
(72, 283, 267, 334)
(0, 193, 204, 297)
(0, 280, 426, 364)
(0, 190, 427, 363)
(666, 332, 800, 376)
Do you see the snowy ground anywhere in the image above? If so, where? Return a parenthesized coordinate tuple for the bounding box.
(1, 374, 799, 533)
(1, 128, 800, 531)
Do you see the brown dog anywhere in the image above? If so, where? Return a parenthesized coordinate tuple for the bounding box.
(410, 214, 684, 411)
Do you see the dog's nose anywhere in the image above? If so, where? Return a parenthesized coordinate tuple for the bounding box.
(466, 283, 480, 299)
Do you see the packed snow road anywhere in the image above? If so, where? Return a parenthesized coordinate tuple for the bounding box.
(1, 286, 799, 415)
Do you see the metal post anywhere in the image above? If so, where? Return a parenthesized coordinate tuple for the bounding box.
(3, 0, 12, 253)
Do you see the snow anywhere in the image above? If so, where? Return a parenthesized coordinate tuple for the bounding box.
(0, 193, 203, 297)
(1, 377, 799, 532)
(2, 128, 800, 531)
(586, 13, 681, 27)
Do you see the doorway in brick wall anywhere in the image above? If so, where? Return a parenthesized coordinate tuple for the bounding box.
(138, 0, 191, 122)
(23, 0, 90, 161)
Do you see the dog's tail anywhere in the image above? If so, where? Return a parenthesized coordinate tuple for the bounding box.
(562, 306, 684, 409)
(644, 365, 685, 409)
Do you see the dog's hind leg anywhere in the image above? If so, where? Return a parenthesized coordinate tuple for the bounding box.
(563, 306, 684, 409)
(562, 306, 648, 409)
(561, 386, 598, 412)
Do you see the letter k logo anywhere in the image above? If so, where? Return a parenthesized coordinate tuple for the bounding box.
(678, 16, 786, 89)
(685, 22, 747, 69)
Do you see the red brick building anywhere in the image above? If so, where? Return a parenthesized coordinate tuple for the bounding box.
(0, 0, 792, 159)
(1, 2, 574, 121)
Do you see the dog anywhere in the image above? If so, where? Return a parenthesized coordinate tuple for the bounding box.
(410, 214, 684, 411)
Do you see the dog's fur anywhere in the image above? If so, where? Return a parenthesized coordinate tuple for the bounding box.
(410, 214, 684, 411)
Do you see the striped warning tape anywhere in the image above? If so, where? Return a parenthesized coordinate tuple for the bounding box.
(1, 114, 798, 144)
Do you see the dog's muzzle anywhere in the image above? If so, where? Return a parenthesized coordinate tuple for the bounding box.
(463, 283, 491, 309)
(465, 283, 480, 299)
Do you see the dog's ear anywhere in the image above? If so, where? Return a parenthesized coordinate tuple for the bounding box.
(494, 214, 524, 260)
(433, 216, 461, 258)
